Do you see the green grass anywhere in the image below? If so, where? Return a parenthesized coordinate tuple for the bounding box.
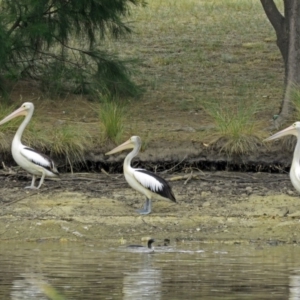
(99, 98, 125, 144)
(110, 0, 284, 140)
(24, 122, 91, 172)
(3, 0, 288, 158)
(45, 124, 91, 172)
(203, 98, 265, 155)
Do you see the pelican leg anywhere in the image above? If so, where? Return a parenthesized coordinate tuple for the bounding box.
(25, 175, 37, 189)
(136, 198, 152, 215)
(36, 171, 46, 189)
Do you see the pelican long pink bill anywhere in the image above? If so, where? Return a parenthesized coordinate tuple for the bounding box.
(105, 138, 134, 155)
(264, 123, 299, 142)
(105, 136, 176, 215)
(0, 106, 28, 125)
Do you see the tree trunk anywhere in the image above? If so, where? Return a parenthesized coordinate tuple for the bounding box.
(261, 0, 300, 127)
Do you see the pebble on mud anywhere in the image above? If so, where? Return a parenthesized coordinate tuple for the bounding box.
(201, 191, 211, 197)
(213, 186, 222, 192)
(277, 207, 289, 217)
(245, 187, 252, 195)
(202, 201, 211, 207)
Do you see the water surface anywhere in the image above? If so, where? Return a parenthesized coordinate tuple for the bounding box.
(1, 241, 300, 299)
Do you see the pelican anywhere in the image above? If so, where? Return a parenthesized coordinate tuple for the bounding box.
(0, 102, 59, 189)
(106, 136, 176, 215)
(265, 121, 300, 194)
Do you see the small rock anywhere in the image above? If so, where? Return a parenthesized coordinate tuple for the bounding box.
(287, 190, 294, 195)
(277, 207, 289, 217)
(171, 126, 196, 132)
(213, 186, 222, 192)
(201, 191, 211, 197)
(202, 201, 210, 207)
(245, 187, 253, 195)
(267, 240, 279, 246)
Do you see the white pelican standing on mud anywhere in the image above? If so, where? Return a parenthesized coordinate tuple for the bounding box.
(265, 122, 300, 193)
(0, 102, 59, 189)
(106, 136, 176, 215)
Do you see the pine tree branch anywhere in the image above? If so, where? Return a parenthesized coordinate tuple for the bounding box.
(7, 16, 22, 36)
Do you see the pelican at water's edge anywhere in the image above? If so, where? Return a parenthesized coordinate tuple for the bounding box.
(0, 102, 59, 189)
(106, 136, 176, 214)
(265, 121, 300, 193)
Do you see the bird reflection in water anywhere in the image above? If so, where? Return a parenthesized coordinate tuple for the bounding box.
(122, 255, 161, 300)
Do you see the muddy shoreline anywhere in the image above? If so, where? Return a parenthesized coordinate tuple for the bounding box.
(1, 159, 300, 245)
(84, 141, 293, 174)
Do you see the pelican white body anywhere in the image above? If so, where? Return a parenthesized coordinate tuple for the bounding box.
(106, 136, 176, 214)
(0, 102, 58, 189)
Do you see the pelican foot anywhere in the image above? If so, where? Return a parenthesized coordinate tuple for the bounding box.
(136, 199, 152, 215)
(25, 186, 38, 189)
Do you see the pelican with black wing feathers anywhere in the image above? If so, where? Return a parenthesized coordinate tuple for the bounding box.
(0, 102, 59, 189)
(106, 136, 176, 215)
(265, 121, 300, 194)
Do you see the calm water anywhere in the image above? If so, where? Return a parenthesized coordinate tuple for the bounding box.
(1, 241, 300, 299)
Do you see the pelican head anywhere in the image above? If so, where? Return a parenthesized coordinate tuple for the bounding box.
(105, 136, 141, 155)
(0, 102, 34, 125)
(264, 122, 300, 142)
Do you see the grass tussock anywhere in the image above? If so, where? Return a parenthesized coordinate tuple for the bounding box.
(45, 124, 91, 172)
(203, 99, 265, 155)
(100, 97, 125, 144)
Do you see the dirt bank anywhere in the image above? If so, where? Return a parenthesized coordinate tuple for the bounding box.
(1, 169, 300, 245)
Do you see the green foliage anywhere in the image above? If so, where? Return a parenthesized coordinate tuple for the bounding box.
(87, 50, 143, 98)
(100, 97, 125, 143)
(0, 0, 145, 97)
(40, 61, 86, 98)
(203, 99, 264, 155)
